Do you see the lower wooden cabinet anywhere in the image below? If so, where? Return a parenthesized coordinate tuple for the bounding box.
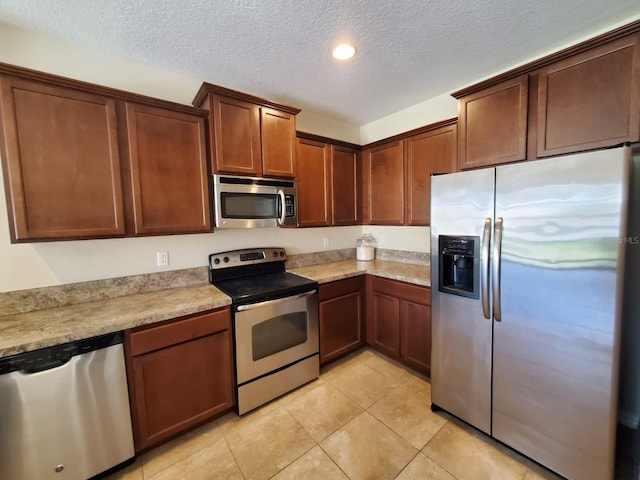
(366, 276, 431, 375)
(319, 276, 365, 366)
(124, 307, 234, 452)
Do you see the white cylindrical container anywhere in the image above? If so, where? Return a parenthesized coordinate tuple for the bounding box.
(356, 233, 376, 261)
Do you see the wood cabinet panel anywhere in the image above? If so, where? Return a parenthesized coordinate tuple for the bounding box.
(129, 309, 228, 356)
(261, 107, 296, 177)
(362, 141, 404, 224)
(123, 103, 210, 235)
(296, 138, 331, 227)
(404, 124, 457, 225)
(193, 83, 299, 178)
(536, 34, 640, 157)
(319, 276, 365, 366)
(458, 75, 528, 170)
(126, 308, 234, 452)
(210, 95, 261, 175)
(0, 76, 125, 241)
(402, 301, 431, 374)
(331, 145, 361, 225)
(367, 276, 431, 375)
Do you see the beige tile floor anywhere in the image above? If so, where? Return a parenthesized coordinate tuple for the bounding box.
(105, 349, 620, 480)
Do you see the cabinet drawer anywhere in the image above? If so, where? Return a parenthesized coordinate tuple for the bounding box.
(319, 276, 364, 301)
(129, 308, 230, 356)
(369, 276, 430, 305)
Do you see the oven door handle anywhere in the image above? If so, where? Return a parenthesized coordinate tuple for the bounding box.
(236, 289, 317, 312)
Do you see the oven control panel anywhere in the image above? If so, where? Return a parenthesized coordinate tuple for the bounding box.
(209, 248, 287, 269)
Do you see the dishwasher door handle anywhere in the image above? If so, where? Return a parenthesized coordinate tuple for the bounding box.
(21, 355, 72, 374)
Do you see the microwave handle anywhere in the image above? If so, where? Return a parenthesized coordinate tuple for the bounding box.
(277, 189, 286, 225)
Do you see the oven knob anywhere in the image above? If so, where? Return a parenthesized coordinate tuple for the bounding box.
(213, 258, 220, 265)
(223, 256, 229, 263)
(272, 251, 278, 258)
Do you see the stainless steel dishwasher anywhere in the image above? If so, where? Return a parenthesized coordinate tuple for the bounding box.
(0, 332, 135, 480)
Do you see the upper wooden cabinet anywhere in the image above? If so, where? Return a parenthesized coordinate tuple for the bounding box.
(535, 34, 640, 157)
(454, 24, 640, 168)
(362, 119, 457, 226)
(404, 123, 457, 225)
(261, 107, 297, 177)
(296, 137, 332, 227)
(457, 75, 529, 170)
(0, 64, 212, 242)
(362, 140, 405, 225)
(208, 95, 261, 175)
(193, 83, 300, 177)
(122, 102, 210, 235)
(0, 76, 126, 242)
(296, 133, 360, 227)
(331, 145, 361, 225)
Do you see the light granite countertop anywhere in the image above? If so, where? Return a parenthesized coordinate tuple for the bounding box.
(291, 259, 430, 287)
(0, 259, 430, 358)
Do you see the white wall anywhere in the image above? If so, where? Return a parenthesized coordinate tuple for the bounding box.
(359, 94, 458, 145)
(362, 226, 430, 253)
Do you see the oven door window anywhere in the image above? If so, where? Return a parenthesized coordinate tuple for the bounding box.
(252, 312, 308, 361)
(221, 192, 278, 219)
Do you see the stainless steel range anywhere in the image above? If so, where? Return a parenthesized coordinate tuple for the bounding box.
(209, 247, 319, 415)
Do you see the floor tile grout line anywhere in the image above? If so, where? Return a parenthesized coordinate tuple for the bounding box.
(140, 419, 225, 479)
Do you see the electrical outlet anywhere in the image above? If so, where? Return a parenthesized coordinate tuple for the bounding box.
(323, 236, 330, 249)
(156, 251, 169, 267)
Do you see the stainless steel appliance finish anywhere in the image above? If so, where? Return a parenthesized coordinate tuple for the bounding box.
(209, 248, 319, 415)
(430, 147, 631, 480)
(0, 332, 135, 480)
(213, 174, 297, 228)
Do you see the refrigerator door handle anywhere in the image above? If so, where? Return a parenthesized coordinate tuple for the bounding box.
(492, 217, 503, 322)
(481, 217, 492, 319)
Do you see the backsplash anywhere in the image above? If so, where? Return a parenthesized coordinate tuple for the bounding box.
(286, 248, 429, 268)
(0, 267, 208, 316)
(285, 248, 356, 268)
(375, 249, 430, 265)
(0, 248, 429, 316)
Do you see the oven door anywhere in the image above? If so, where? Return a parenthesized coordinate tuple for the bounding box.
(234, 289, 318, 385)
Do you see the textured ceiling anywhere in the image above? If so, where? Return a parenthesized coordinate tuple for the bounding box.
(0, 0, 639, 125)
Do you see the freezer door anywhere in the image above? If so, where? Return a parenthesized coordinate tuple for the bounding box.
(430, 167, 495, 434)
(492, 148, 629, 480)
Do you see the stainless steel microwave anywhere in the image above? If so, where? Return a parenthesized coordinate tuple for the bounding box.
(212, 174, 297, 228)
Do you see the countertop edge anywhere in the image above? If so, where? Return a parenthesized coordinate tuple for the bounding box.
(0, 260, 429, 358)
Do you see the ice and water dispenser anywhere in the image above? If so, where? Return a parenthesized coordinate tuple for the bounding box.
(438, 235, 480, 299)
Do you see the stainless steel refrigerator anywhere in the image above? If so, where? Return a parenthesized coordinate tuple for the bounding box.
(430, 146, 631, 480)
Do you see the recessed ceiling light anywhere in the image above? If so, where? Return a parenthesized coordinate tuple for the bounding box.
(332, 43, 356, 60)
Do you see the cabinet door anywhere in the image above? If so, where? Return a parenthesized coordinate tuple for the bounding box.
(210, 95, 261, 175)
(536, 34, 640, 157)
(458, 75, 528, 170)
(362, 140, 404, 225)
(319, 276, 365, 365)
(296, 138, 331, 227)
(367, 276, 401, 358)
(331, 145, 361, 225)
(127, 309, 234, 452)
(401, 300, 431, 375)
(124, 103, 211, 235)
(0, 76, 125, 241)
(261, 107, 296, 177)
(404, 124, 457, 225)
